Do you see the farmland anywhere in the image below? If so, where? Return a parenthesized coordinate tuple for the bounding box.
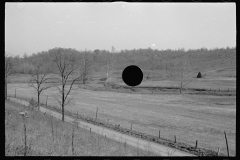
(7, 77, 236, 156)
(5, 47, 236, 156)
(5, 2, 236, 157)
(5, 100, 156, 156)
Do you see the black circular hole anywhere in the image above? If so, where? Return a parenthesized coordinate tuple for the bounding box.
(122, 65, 143, 87)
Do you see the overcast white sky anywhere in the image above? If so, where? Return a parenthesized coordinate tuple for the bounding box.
(5, 2, 236, 56)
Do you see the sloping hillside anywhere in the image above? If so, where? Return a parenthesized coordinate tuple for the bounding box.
(8, 48, 236, 82)
(127, 48, 236, 79)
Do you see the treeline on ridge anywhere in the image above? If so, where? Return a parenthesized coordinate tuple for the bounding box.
(7, 47, 236, 75)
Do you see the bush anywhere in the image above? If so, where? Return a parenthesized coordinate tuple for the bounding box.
(99, 77, 107, 81)
(197, 72, 202, 78)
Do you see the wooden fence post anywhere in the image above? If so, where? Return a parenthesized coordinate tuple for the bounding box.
(90, 128, 91, 134)
(24, 120, 27, 156)
(217, 148, 220, 156)
(95, 107, 98, 121)
(159, 130, 160, 139)
(15, 88, 16, 98)
(77, 111, 78, 118)
(46, 96, 48, 106)
(224, 131, 230, 157)
(174, 135, 176, 143)
(131, 123, 132, 131)
(195, 140, 198, 148)
(72, 126, 74, 156)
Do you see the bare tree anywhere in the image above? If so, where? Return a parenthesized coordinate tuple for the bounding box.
(106, 59, 111, 85)
(169, 61, 175, 78)
(28, 59, 52, 110)
(81, 55, 92, 85)
(5, 53, 14, 99)
(179, 60, 192, 94)
(150, 54, 157, 78)
(111, 46, 115, 54)
(53, 49, 82, 121)
(164, 61, 168, 77)
(105, 46, 115, 85)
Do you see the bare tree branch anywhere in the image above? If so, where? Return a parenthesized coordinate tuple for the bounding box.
(80, 56, 92, 85)
(179, 60, 192, 93)
(64, 75, 82, 101)
(5, 56, 14, 77)
(53, 48, 82, 121)
(65, 65, 79, 85)
(28, 82, 38, 90)
(64, 96, 74, 107)
(39, 85, 52, 93)
(5, 53, 14, 99)
(41, 77, 53, 84)
(55, 84, 63, 94)
(53, 95, 62, 106)
(28, 59, 52, 109)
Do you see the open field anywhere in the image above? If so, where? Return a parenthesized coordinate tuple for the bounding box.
(5, 100, 156, 156)
(7, 83, 236, 156)
(8, 70, 236, 91)
(117, 78, 236, 91)
(8, 97, 196, 156)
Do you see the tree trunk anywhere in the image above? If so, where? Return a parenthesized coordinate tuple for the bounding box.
(83, 60, 86, 85)
(62, 91, 65, 122)
(105, 66, 109, 85)
(83, 76, 86, 85)
(180, 72, 183, 94)
(37, 92, 40, 110)
(62, 103, 64, 122)
(5, 78, 7, 100)
(107, 67, 109, 79)
(180, 81, 182, 94)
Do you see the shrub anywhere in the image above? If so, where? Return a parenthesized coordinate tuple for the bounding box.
(197, 72, 202, 78)
(99, 77, 107, 81)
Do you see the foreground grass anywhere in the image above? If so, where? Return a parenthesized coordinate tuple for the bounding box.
(5, 100, 157, 156)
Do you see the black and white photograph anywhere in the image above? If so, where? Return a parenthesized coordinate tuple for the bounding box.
(5, 2, 236, 157)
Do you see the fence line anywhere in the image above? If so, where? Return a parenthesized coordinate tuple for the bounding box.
(7, 94, 225, 156)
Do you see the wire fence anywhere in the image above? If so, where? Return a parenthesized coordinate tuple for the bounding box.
(6, 93, 229, 156)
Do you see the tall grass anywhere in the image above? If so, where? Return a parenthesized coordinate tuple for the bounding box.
(5, 100, 157, 156)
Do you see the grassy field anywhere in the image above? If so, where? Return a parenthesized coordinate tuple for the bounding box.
(5, 100, 157, 156)
(116, 78, 236, 91)
(7, 82, 236, 156)
(8, 68, 236, 91)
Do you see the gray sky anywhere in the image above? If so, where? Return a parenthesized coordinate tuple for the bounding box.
(5, 2, 236, 56)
